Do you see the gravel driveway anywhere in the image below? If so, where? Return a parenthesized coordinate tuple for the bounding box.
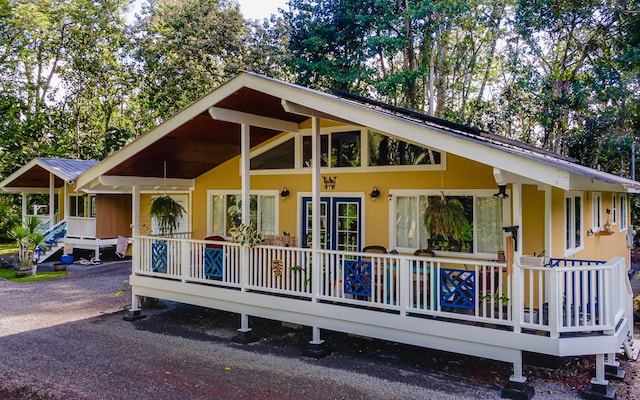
(0, 261, 638, 399)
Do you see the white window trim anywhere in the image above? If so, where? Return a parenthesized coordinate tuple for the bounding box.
(564, 191, 584, 257)
(207, 190, 279, 237)
(149, 193, 190, 235)
(591, 192, 602, 231)
(388, 189, 510, 259)
(611, 194, 617, 225)
(619, 194, 628, 232)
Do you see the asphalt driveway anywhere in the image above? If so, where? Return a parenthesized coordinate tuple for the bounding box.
(0, 261, 637, 399)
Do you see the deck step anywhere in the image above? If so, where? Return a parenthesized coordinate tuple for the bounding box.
(623, 337, 639, 360)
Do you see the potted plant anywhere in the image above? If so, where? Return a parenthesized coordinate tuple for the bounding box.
(423, 194, 469, 251)
(9, 216, 46, 277)
(149, 195, 185, 236)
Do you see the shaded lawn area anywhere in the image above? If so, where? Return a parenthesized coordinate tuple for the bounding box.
(0, 243, 17, 255)
(0, 267, 68, 283)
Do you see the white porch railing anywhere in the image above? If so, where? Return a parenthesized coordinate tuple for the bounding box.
(66, 217, 96, 238)
(132, 236, 631, 339)
(518, 257, 629, 337)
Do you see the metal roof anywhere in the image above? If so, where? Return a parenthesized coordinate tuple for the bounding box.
(0, 157, 98, 191)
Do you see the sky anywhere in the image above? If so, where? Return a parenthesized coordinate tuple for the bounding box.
(237, 0, 289, 20)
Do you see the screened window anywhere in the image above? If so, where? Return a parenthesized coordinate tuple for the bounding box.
(592, 192, 602, 228)
(612, 194, 618, 225)
(565, 194, 583, 252)
(368, 131, 441, 166)
(210, 193, 277, 236)
(69, 195, 85, 217)
(620, 195, 628, 230)
(393, 192, 503, 255)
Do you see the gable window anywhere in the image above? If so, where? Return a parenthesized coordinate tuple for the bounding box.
(368, 130, 441, 166)
(302, 130, 360, 168)
(565, 193, 583, 253)
(251, 138, 295, 170)
(620, 195, 628, 231)
(592, 192, 602, 229)
(391, 190, 505, 256)
(209, 191, 277, 237)
(612, 194, 617, 225)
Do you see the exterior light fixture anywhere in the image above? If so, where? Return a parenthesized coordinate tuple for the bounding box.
(493, 184, 509, 199)
(280, 187, 290, 198)
(369, 186, 380, 199)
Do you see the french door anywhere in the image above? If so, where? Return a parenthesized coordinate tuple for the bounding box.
(301, 197, 361, 252)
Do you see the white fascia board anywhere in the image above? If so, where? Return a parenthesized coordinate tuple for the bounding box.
(0, 158, 74, 189)
(76, 74, 256, 190)
(99, 175, 194, 190)
(281, 100, 355, 125)
(208, 106, 299, 132)
(1, 187, 59, 194)
(568, 173, 640, 193)
(276, 88, 573, 189)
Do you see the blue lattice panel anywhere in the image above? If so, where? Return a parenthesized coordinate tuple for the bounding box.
(343, 259, 372, 297)
(440, 268, 475, 310)
(152, 242, 168, 272)
(204, 247, 224, 279)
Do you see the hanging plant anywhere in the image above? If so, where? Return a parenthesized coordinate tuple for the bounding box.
(149, 195, 185, 236)
(423, 194, 469, 244)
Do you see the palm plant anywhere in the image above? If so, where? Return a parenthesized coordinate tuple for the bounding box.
(10, 216, 46, 267)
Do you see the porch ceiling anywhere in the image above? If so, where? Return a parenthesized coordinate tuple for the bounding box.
(104, 88, 308, 179)
(4, 165, 65, 189)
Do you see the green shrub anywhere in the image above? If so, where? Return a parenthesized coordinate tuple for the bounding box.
(0, 195, 21, 242)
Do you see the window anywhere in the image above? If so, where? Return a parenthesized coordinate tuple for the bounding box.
(302, 130, 360, 168)
(392, 190, 505, 255)
(368, 130, 441, 166)
(209, 192, 277, 236)
(251, 138, 295, 170)
(592, 192, 602, 229)
(612, 194, 617, 225)
(69, 195, 95, 217)
(151, 194, 188, 235)
(620, 195, 628, 231)
(565, 193, 583, 253)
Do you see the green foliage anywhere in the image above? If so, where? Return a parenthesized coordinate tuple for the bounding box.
(0, 267, 68, 283)
(229, 223, 262, 248)
(9, 216, 46, 266)
(0, 196, 21, 242)
(423, 194, 469, 243)
(149, 196, 186, 236)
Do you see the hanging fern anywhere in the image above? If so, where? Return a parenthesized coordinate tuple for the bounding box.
(150, 196, 185, 236)
(423, 195, 469, 243)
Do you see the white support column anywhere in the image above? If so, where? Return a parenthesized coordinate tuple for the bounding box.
(239, 313, 251, 333)
(49, 172, 55, 227)
(592, 353, 608, 386)
(132, 185, 141, 274)
(310, 326, 323, 345)
(511, 183, 523, 334)
(583, 353, 616, 399)
(501, 351, 533, 399)
(63, 183, 69, 220)
(240, 123, 251, 293)
(311, 117, 321, 303)
(21, 192, 27, 222)
(511, 183, 523, 255)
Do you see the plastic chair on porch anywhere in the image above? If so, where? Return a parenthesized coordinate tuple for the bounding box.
(412, 249, 435, 308)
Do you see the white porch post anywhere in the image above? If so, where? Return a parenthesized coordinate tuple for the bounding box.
(238, 122, 253, 337)
(511, 183, 523, 334)
(49, 172, 55, 227)
(63, 183, 69, 220)
(311, 116, 321, 303)
(21, 192, 27, 222)
(123, 184, 145, 321)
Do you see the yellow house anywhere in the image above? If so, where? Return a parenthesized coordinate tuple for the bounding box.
(77, 72, 638, 399)
(0, 157, 132, 261)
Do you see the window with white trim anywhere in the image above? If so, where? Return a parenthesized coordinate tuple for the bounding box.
(565, 193, 583, 252)
(69, 194, 96, 217)
(151, 194, 188, 235)
(391, 190, 506, 256)
(209, 191, 277, 237)
(612, 194, 617, 225)
(592, 192, 602, 229)
(620, 194, 628, 231)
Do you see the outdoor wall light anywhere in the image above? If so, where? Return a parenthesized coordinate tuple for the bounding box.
(369, 186, 381, 199)
(493, 184, 509, 199)
(280, 187, 290, 198)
